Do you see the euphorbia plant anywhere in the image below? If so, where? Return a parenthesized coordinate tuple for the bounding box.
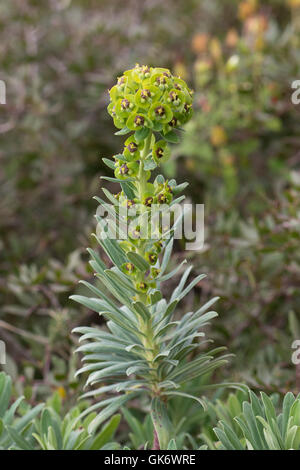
(71, 64, 228, 449)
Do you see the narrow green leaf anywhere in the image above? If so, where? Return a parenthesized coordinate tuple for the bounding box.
(143, 158, 157, 171)
(135, 127, 150, 142)
(161, 130, 180, 144)
(167, 438, 177, 450)
(101, 176, 136, 183)
(151, 397, 173, 450)
(6, 426, 33, 450)
(120, 181, 136, 199)
(115, 126, 131, 135)
(127, 252, 149, 271)
(88, 395, 135, 434)
(102, 158, 115, 170)
(102, 187, 119, 205)
(90, 414, 121, 450)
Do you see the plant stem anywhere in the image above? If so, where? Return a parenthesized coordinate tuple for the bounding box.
(138, 132, 151, 202)
(136, 131, 161, 393)
(152, 429, 160, 450)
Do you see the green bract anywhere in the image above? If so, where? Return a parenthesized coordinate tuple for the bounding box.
(123, 136, 142, 161)
(152, 140, 171, 164)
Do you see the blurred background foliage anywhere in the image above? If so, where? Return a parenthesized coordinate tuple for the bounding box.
(0, 0, 300, 443)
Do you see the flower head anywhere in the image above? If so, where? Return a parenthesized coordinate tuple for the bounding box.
(107, 65, 193, 134)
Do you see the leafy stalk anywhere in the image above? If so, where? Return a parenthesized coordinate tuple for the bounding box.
(71, 64, 229, 449)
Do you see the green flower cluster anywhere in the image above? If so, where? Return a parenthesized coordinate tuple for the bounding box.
(108, 64, 193, 135)
(104, 65, 193, 301)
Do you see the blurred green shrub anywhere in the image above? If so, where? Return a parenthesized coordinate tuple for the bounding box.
(176, 0, 300, 205)
(187, 172, 300, 392)
(204, 389, 300, 450)
(0, 371, 121, 450)
(169, 0, 300, 392)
